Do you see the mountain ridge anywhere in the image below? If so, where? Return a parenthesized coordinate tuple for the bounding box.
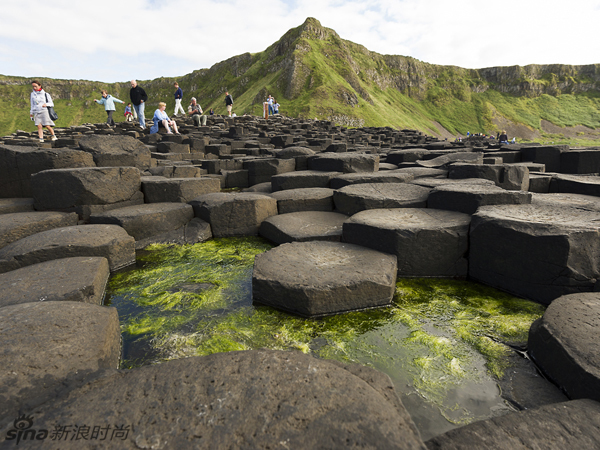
(1, 17, 600, 142)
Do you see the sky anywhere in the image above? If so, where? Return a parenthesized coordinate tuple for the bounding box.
(2, 0, 600, 83)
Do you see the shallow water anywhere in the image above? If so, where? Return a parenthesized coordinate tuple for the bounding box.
(105, 237, 545, 440)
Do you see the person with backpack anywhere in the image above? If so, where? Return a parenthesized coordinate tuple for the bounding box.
(224, 91, 233, 117)
(94, 90, 125, 125)
(29, 80, 57, 143)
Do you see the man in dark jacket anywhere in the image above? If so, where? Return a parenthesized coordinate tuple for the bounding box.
(130, 80, 148, 129)
(174, 82, 184, 116)
(224, 91, 233, 117)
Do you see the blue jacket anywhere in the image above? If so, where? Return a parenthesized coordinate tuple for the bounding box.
(150, 109, 169, 134)
(95, 95, 124, 111)
(174, 87, 183, 100)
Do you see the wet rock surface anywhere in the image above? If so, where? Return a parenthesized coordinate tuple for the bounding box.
(528, 292, 600, 402)
(426, 399, 600, 450)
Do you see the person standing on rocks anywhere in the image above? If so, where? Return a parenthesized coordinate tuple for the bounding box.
(29, 80, 57, 143)
(130, 80, 148, 129)
(224, 91, 234, 117)
(267, 95, 274, 116)
(188, 97, 207, 126)
(150, 102, 179, 134)
(94, 90, 124, 126)
(273, 99, 280, 115)
(499, 130, 509, 144)
(173, 82, 185, 116)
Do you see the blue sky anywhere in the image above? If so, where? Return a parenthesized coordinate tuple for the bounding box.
(2, 0, 599, 83)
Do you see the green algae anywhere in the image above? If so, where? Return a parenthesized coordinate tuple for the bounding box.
(107, 239, 545, 426)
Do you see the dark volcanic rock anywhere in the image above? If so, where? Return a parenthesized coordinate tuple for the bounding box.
(78, 135, 151, 169)
(190, 192, 277, 237)
(308, 152, 379, 173)
(333, 183, 431, 216)
(0, 301, 120, 422)
(329, 171, 414, 189)
(0, 211, 78, 249)
(0, 350, 426, 449)
(253, 241, 397, 317)
(343, 208, 470, 277)
(427, 184, 532, 215)
(425, 399, 600, 450)
(142, 177, 221, 203)
(449, 163, 530, 190)
(0, 224, 135, 273)
(0, 198, 34, 214)
(0, 257, 109, 308)
(270, 187, 334, 213)
(528, 292, 600, 402)
(31, 167, 141, 211)
(469, 204, 600, 304)
(260, 211, 348, 244)
(89, 203, 200, 249)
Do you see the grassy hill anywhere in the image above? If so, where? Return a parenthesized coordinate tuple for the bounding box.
(2, 18, 600, 144)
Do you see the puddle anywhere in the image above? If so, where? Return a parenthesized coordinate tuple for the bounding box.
(105, 237, 545, 440)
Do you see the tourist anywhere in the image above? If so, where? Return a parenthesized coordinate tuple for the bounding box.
(273, 99, 280, 115)
(209, 108, 214, 115)
(499, 130, 509, 144)
(94, 90, 124, 126)
(173, 82, 185, 116)
(150, 102, 179, 134)
(29, 80, 57, 142)
(224, 91, 234, 117)
(130, 80, 148, 129)
(267, 95, 274, 116)
(124, 103, 134, 122)
(188, 97, 207, 126)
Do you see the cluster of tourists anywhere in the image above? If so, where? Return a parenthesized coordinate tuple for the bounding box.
(29, 79, 242, 140)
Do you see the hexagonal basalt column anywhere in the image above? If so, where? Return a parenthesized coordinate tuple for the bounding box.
(252, 241, 397, 317)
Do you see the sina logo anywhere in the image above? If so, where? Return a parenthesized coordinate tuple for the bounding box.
(5, 415, 48, 444)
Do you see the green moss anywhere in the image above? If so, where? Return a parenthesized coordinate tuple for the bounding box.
(109, 240, 544, 426)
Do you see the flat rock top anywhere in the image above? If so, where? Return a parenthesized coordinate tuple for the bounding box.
(431, 184, 510, 194)
(9, 350, 425, 449)
(0, 256, 109, 307)
(79, 134, 148, 154)
(416, 152, 482, 168)
(555, 174, 600, 185)
(394, 167, 448, 178)
(539, 293, 600, 369)
(311, 152, 377, 161)
(532, 193, 600, 212)
(270, 188, 334, 200)
(347, 208, 471, 229)
(337, 183, 431, 199)
(254, 241, 397, 287)
(191, 192, 275, 205)
(273, 170, 339, 177)
(475, 204, 600, 229)
(410, 178, 496, 188)
(90, 202, 192, 219)
(0, 211, 76, 229)
(276, 146, 316, 157)
(0, 225, 132, 257)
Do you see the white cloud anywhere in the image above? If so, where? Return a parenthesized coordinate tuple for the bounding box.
(1, 0, 599, 81)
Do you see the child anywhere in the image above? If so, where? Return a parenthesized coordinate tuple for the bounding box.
(124, 103, 134, 122)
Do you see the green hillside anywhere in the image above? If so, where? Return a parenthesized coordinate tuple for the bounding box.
(2, 18, 600, 144)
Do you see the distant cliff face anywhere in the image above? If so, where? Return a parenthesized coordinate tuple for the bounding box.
(1, 17, 599, 139)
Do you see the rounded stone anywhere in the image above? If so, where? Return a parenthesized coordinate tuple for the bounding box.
(252, 241, 397, 317)
(470, 204, 600, 303)
(1, 350, 425, 449)
(0, 211, 79, 249)
(329, 171, 414, 189)
(529, 292, 600, 402)
(333, 183, 431, 216)
(343, 208, 470, 277)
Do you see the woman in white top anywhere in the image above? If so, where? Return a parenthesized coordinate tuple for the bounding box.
(29, 80, 57, 142)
